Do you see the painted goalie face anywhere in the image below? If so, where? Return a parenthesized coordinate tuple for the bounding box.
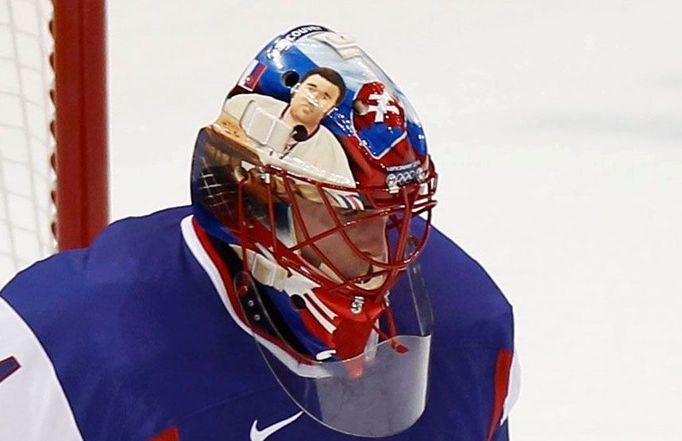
(191, 25, 438, 437)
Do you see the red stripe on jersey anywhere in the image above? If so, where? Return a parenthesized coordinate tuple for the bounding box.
(486, 349, 513, 441)
(191, 217, 248, 324)
(148, 425, 180, 441)
(190, 217, 312, 365)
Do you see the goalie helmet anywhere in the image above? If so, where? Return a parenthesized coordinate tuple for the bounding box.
(191, 25, 438, 437)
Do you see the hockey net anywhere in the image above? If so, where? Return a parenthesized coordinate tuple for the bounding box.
(0, 0, 108, 288)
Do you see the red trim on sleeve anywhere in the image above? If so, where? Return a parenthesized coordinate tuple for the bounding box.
(148, 425, 180, 441)
(486, 349, 513, 441)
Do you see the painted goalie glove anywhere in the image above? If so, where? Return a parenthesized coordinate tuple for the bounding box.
(191, 25, 438, 437)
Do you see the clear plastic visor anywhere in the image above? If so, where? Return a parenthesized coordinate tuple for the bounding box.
(235, 259, 434, 437)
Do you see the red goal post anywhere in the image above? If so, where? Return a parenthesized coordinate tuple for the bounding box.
(0, 0, 108, 286)
(51, 0, 108, 251)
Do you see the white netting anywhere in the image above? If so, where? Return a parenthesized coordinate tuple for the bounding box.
(0, 0, 55, 288)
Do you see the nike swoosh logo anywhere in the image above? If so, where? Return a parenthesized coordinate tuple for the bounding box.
(0, 356, 21, 384)
(250, 411, 303, 441)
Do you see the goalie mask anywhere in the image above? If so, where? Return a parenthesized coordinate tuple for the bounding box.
(191, 25, 438, 437)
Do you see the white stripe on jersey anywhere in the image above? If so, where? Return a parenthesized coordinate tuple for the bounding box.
(181, 216, 331, 379)
(501, 350, 521, 424)
(0, 298, 84, 441)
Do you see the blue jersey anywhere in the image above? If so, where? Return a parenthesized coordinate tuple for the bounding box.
(0, 207, 518, 440)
